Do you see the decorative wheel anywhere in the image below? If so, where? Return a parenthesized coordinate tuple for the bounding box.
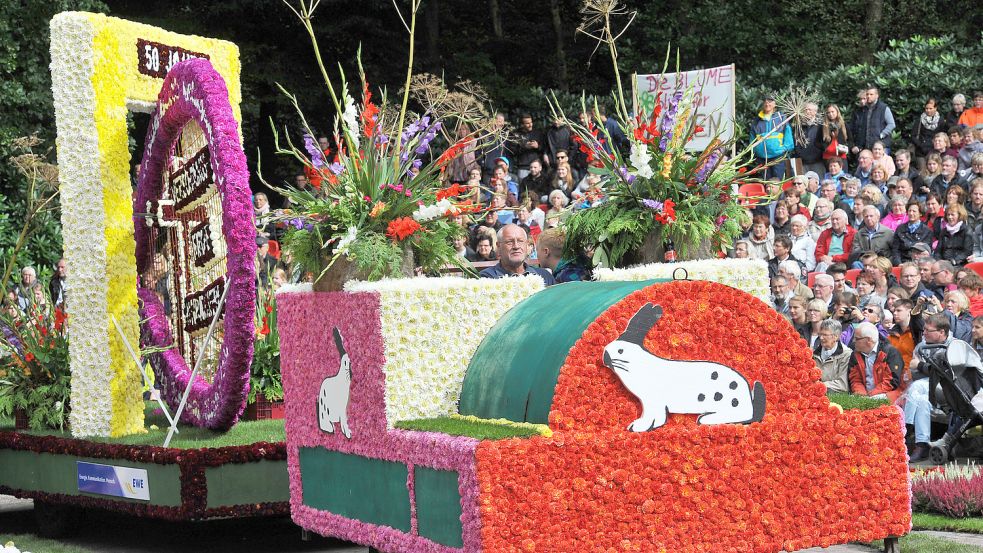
(134, 58, 256, 430)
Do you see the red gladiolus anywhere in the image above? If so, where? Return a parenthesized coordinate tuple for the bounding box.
(436, 183, 463, 202)
(385, 217, 421, 241)
(361, 82, 379, 138)
(24, 352, 34, 363)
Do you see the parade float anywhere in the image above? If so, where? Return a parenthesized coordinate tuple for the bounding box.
(0, 13, 287, 532)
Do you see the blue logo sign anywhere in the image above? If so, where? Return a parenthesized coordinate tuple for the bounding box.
(77, 462, 150, 501)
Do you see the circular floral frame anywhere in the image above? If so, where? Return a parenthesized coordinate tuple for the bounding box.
(134, 58, 256, 430)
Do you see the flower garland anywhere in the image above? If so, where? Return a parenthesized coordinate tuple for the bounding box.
(134, 58, 255, 431)
(475, 280, 910, 551)
(595, 258, 771, 303)
(49, 12, 241, 437)
(0, 430, 286, 521)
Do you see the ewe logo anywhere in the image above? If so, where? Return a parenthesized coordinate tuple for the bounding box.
(603, 303, 767, 432)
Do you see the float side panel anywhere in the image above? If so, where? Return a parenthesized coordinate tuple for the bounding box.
(204, 458, 290, 508)
(415, 466, 464, 547)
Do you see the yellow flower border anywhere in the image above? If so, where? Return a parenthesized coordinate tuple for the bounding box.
(50, 12, 241, 437)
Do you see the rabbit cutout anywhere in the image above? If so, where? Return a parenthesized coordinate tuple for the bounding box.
(317, 327, 353, 438)
(603, 303, 766, 432)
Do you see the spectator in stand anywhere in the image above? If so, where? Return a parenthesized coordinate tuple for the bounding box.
(513, 114, 544, 181)
(944, 290, 974, 342)
(848, 196, 869, 229)
(870, 166, 892, 198)
(520, 159, 549, 204)
(780, 259, 811, 298)
(965, 156, 983, 183)
(815, 209, 854, 272)
(733, 240, 751, 259)
(805, 299, 828, 348)
(936, 203, 973, 266)
(750, 93, 794, 179)
(514, 203, 536, 239)
(948, 126, 964, 155)
(792, 174, 817, 215)
(789, 214, 817, 271)
(829, 263, 856, 295)
(889, 297, 919, 366)
(904, 312, 953, 461)
(480, 113, 510, 185)
(895, 178, 914, 204)
(848, 89, 868, 157)
(855, 270, 886, 309)
(597, 104, 628, 154)
(898, 262, 931, 300)
(768, 236, 801, 278)
(848, 321, 904, 401)
(15, 266, 37, 312)
(771, 276, 793, 317)
(479, 224, 555, 284)
(863, 253, 898, 294)
(453, 235, 475, 260)
(549, 163, 576, 199)
(808, 198, 833, 240)
(784, 187, 810, 221)
(860, 185, 886, 216)
(446, 123, 479, 184)
(747, 213, 775, 261)
(880, 196, 909, 231)
(255, 236, 277, 288)
(492, 194, 514, 225)
(947, 94, 968, 128)
(49, 258, 67, 308)
(918, 256, 937, 284)
(853, 86, 896, 154)
(849, 205, 895, 267)
(796, 102, 825, 176)
(958, 126, 983, 172)
(871, 141, 895, 177)
(544, 119, 574, 173)
(959, 91, 983, 128)
(471, 209, 502, 249)
(824, 158, 848, 191)
(928, 133, 952, 162)
(959, 272, 983, 317)
(820, 104, 850, 165)
(789, 295, 809, 331)
(813, 273, 836, 308)
(820, 179, 839, 203)
(932, 156, 967, 199)
(854, 149, 874, 185)
(839, 177, 860, 211)
(536, 228, 590, 283)
(545, 189, 568, 229)
(968, 180, 983, 257)
(886, 286, 911, 313)
(891, 200, 934, 265)
(923, 192, 945, 236)
(911, 98, 944, 171)
(772, 203, 791, 237)
(894, 150, 922, 193)
(931, 260, 958, 300)
(470, 230, 497, 262)
(814, 318, 852, 393)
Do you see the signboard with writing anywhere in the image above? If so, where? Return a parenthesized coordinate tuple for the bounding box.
(171, 146, 214, 213)
(183, 277, 225, 336)
(635, 65, 736, 152)
(188, 221, 217, 269)
(137, 39, 209, 80)
(77, 461, 150, 501)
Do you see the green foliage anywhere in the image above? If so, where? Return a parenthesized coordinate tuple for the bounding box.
(394, 417, 543, 440)
(913, 513, 983, 533)
(0, 535, 99, 553)
(827, 391, 890, 411)
(347, 232, 406, 281)
(870, 534, 983, 553)
(565, 202, 652, 266)
(248, 289, 281, 404)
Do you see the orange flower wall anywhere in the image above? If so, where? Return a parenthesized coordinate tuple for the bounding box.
(475, 280, 911, 552)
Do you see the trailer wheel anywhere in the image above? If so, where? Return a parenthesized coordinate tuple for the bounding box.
(34, 500, 82, 538)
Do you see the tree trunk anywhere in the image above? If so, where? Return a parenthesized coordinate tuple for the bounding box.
(424, 0, 440, 72)
(548, 0, 568, 91)
(862, 0, 884, 63)
(489, 0, 503, 39)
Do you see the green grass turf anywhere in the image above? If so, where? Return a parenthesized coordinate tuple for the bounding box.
(870, 533, 983, 552)
(6, 402, 284, 449)
(914, 513, 983, 534)
(0, 534, 99, 553)
(828, 391, 891, 411)
(394, 416, 542, 440)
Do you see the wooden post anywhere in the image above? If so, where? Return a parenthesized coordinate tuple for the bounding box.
(884, 536, 900, 552)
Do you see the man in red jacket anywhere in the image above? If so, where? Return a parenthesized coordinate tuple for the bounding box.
(849, 321, 905, 402)
(815, 209, 856, 273)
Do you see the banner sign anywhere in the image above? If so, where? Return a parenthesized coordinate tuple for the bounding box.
(635, 65, 736, 151)
(77, 461, 150, 501)
(137, 39, 208, 80)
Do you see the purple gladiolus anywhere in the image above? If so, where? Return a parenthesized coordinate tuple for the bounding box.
(641, 198, 664, 211)
(658, 91, 683, 151)
(303, 133, 326, 168)
(695, 149, 722, 184)
(618, 166, 636, 185)
(328, 162, 344, 175)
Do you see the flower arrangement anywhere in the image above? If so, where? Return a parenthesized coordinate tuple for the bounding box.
(249, 288, 282, 404)
(557, 2, 758, 266)
(49, 12, 242, 437)
(0, 302, 71, 431)
(266, 2, 499, 286)
(912, 462, 983, 518)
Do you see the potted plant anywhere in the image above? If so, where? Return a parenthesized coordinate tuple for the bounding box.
(245, 288, 284, 420)
(0, 300, 71, 431)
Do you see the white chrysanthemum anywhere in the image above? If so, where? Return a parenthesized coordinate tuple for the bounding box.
(629, 142, 654, 179)
(595, 258, 770, 303)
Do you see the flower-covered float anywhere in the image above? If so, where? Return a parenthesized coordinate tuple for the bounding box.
(278, 259, 911, 552)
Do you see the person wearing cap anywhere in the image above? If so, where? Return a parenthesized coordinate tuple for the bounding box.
(750, 93, 794, 180)
(479, 224, 556, 285)
(794, 102, 826, 177)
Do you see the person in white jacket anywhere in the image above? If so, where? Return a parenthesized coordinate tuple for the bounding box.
(789, 214, 817, 271)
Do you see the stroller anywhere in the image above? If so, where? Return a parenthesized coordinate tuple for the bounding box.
(919, 341, 983, 464)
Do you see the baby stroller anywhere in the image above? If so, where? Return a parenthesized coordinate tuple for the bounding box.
(919, 341, 983, 464)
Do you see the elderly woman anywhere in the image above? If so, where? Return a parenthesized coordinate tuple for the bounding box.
(805, 298, 828, 349)
(861, 184, 886, 217)
(747, 213, 775, 260)
(880, 195, 909, 231)
(789, 214, 817, 271)
(545, 189, 569, 228)
(944, 289, 973, 342)
(813, 318, 851, 393)
(937, 203, 973, 266)
(871, 141, 895, 177)
(733, 239, 751, 259)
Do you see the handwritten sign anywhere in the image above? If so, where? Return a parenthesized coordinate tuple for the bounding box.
(183, 277, 225, 336)
(188, 221, 216, 269)
(635, 65, 735, 151)
(136, 39, 209, 80)
(170, 146, 214, 213)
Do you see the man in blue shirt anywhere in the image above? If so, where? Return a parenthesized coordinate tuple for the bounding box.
(479, 224, 556, 285)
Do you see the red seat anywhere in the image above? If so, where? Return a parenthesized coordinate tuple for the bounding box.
(268, 239, 281, 260)
(891, 266, 901, 281)
(845, 268, 861, 286)
(966, 262, 983, 278)
(782, 179, 794, 191)
(807, 271, 819, 287)
(737, 183, 767, 207)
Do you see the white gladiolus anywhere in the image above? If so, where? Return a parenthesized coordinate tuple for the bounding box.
(342, 90, 360, 150)
(629, 142, 654, 179)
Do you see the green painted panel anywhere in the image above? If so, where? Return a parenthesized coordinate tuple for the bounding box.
(459, 279, 665, 423)
(415, 467, 463, 547)
(0, 449, 182, 506)
(299, 448, 411, 531)
(205, 458, 289, 508)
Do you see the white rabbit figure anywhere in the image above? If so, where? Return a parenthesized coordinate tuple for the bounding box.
(603, 303, 766, 432)
(317, 327, 352, 438)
